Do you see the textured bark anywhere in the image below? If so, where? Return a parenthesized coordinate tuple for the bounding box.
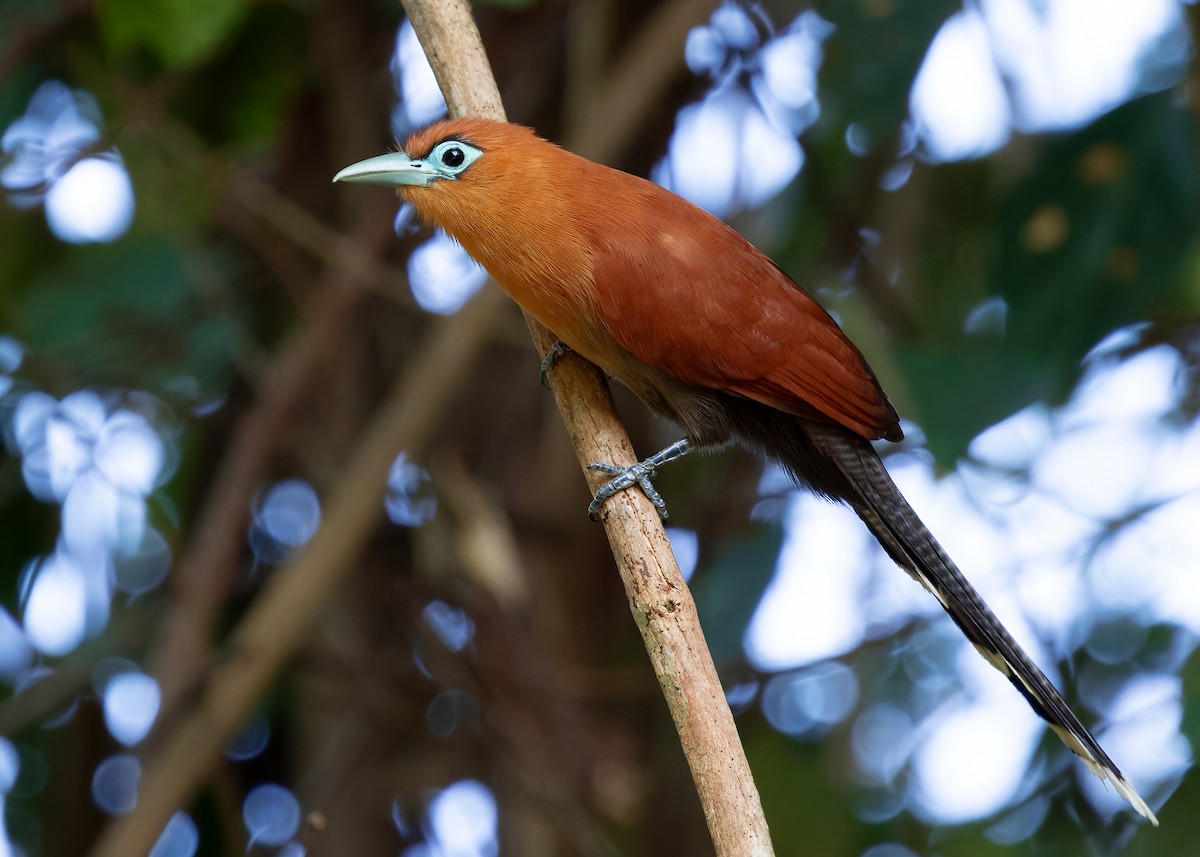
(398, 1, 775, 853)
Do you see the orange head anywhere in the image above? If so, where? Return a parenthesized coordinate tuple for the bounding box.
(333, 118, 599, 331)
(333, 118, 568, 241)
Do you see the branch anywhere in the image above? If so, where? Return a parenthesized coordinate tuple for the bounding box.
(88, 290, 507, 857)
(150, 283, 364, 713)
(567, 0, 712, 162)
(399, 1, 774, 854)
(86, 1, 774, 853)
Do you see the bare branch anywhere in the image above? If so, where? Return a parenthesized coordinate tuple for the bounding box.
(397, 1, 774, 854)
(88, 289, 506, 857)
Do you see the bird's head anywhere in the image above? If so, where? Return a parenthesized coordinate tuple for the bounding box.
(333, 119, 551, 235)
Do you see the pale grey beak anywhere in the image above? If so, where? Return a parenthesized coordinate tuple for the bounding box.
(332, 152, 438, 186)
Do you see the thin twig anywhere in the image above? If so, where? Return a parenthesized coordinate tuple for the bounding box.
(150, 283, 365, 714)
(125, 25, 405, 711)
(112, 80, 412, 299)
(399, 1, 774, 854)
(568, 0, 713, 162)
(88, 287, 506, 857)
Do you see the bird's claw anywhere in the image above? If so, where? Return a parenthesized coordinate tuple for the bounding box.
(585, 439, 693, 520)
(587, 460, 670, 520)
(540, 340, 572, 388)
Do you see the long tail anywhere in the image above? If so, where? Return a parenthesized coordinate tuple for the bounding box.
(793, 422, 1157, 824)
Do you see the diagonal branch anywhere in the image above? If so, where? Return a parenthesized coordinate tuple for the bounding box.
(399, 1, 774, 854)
(88, 287, 506, 857)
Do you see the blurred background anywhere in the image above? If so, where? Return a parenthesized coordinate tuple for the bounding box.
(0, 0, 1198, 854)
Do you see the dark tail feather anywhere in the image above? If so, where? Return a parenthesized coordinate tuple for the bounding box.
(791, 422, 1157, 824)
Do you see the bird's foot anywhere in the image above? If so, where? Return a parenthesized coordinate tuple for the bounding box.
(586, 439, 693, 520)
(588, 460, 669, 519)
(540, 340, 572, 388)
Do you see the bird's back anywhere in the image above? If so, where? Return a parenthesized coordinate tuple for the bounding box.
(400, 118, 900, 442)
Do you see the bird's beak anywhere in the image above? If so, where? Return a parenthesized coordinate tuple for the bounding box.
(332, 152, 438, 187)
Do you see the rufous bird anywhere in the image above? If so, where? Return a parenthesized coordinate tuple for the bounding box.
(335, 118, 1157, 824)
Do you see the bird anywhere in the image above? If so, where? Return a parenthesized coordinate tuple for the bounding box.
(334, 117, 1157, 824)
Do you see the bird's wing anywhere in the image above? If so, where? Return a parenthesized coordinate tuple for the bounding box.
(589, 191, 901, 442)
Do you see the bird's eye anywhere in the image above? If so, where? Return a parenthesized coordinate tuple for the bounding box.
(429, 140, 482, 177)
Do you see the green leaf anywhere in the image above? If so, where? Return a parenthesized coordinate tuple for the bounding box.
(898, 94, 1199, 465)
(97, 0, 246, 67)
(744, 724, 857, 855)
(896, 345, 1053, 465)
(993, 92, 1200, 396)
(15, 237, 241, 396)
(692, 521, 786, 664)
(817, 0, 958, 145)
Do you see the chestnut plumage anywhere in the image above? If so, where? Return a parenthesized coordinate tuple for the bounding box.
(336, 118, 1156, 824)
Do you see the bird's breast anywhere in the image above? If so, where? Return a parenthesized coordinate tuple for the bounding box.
(447, 226, 630, 377)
